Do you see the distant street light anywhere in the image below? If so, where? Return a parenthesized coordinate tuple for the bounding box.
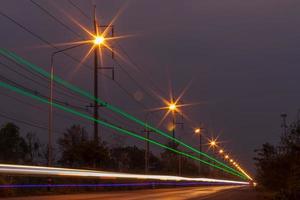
(219, 149, 224, 154)
(194, 127, 203, 175)
(209, 139, 218, 148)
(194, 128, 201, 134)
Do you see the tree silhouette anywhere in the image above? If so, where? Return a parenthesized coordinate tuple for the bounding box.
(0, 123, 28, 164)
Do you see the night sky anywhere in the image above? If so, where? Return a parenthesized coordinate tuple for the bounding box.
(1, 0, 300, 175)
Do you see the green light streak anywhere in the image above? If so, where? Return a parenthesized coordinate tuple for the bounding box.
(0, 81, 246, 180)
(0, 48, 247, 179)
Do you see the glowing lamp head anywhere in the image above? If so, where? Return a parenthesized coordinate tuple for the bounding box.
(169, 103, 177, 111)
(194, 128, 201, 134)
(230, 159, 234, 163)
(219, 149, 224, 154)
(209, 140, 217, 147)
(225, 155, 229, 159)
(94, 36, 105, 45)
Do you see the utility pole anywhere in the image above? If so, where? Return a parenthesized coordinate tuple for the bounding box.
(199, 132, 202, 175)
(171, 106, 184, 176)
(91, 6, 115, 143)
(297, 109, 300, 129)
(143, 112, 152, 174)
(143, 128, 152, 174)
(93, 5, 99, 144)
(280, 113, 288, 136)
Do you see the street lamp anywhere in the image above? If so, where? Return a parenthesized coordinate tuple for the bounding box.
(48, 43, 86, 167)
(168, 103, 177, 111)
(194, 127, 203, 175)
(219, 149, 224, 154)
(194, 128, 201, 134)
(47, 34, 107, 167)
(94, 36, 105, 45)
(143, 104, 179, 174)
(209, 139, 218, 149)
(194, 128, 202, 153)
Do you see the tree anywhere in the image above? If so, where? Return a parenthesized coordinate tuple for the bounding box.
(110, 145, 145, 172)
(254, 118, 300, 199)
(160, 142, 179, 174)
(24, 132, 41, 164)
(254, 143, 287, 190)
(0, 123, 28, 164)
(57, 124, 111, 169)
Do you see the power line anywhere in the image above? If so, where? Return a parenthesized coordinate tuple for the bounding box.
(115, 42, 166, 97)
(0, 74, 138, 135)
(0, 74, 88, 113)
(0, 60, 90, 105)
(30, 0, 83, 38)
(0, 111, 60, 135)
(0, 83, 138, 144)
(0, 90, 89, 127)
(67, 0, 91, 20)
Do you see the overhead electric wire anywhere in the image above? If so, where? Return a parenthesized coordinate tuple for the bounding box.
(0, 74, 88, 113)
(67, 0, 91, 20)
(0, 60, 142, 132)
(0, 80, 246, 179)
(0, 66, 140, 139)
(0, 58, 142, 136)
(115, 42, 166, 97)
(0, 60, 90, 106)
(30, 0, 83, 38)
(0, 77, 135, 142)
(1, 54, 92, 105)
(0, 89, 136, 144)
(0, 110, 60, 135)
(0, 90, 90, 128)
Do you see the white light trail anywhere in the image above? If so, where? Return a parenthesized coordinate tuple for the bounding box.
(0, 164, 249, 185)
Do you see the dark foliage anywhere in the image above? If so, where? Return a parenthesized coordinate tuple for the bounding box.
(254, 121, 300, 199)
(0, 123, 28, 164)
(57, 125, 112, 169)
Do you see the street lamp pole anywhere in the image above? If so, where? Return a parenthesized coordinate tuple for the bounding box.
(194, 127, 202, 175)
(168, 101, 184, 176)
(48, 43, 85, 167)
(172, 114, 182, 176)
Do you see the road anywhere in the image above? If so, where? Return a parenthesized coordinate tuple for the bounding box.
(2, 185, 261, 200)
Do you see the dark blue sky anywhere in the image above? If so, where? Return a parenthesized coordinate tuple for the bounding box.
(1, 0, 300, 175)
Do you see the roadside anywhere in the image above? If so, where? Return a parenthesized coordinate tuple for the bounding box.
(0, 186, 261, 200)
